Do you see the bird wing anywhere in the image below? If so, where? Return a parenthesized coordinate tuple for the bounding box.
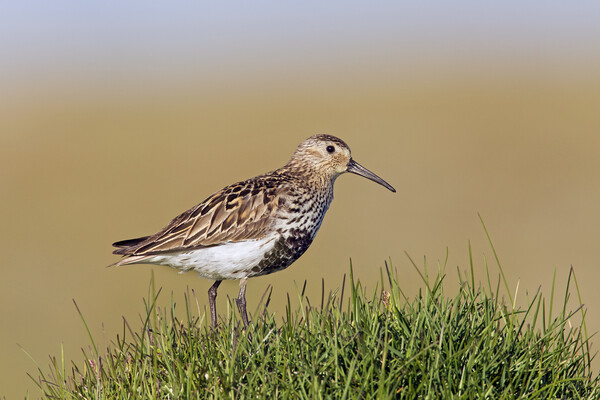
(113, 176, 288, 258)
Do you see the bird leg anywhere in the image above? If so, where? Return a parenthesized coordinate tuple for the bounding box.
(236, 278, 250, 328)
(208, 280, 222, 328)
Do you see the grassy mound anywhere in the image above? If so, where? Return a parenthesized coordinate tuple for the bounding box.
(30, 248, 599, 399)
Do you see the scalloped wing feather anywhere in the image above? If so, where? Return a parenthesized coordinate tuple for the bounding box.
(112, 177, 287, 261)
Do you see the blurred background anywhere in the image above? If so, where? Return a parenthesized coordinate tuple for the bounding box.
(2, 2, 600, 397)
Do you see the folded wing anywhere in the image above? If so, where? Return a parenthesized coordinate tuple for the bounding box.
(112, 177, 287, 264)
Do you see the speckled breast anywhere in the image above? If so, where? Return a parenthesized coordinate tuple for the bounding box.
(248, 187, 332, 277)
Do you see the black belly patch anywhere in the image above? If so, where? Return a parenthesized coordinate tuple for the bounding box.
(250, 231, 313, 277)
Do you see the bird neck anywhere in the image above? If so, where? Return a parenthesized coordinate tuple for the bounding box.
(277, 163, 338, 193)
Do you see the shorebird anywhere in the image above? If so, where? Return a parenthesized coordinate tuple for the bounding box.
(112, 134, 395, 328)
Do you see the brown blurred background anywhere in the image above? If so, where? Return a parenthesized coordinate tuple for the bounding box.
(2, 3, 600, 397)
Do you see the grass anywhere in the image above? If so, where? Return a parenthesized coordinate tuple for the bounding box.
(28, 239, 599, 398)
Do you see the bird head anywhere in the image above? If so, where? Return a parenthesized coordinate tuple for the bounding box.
(287, 134, 396, 192)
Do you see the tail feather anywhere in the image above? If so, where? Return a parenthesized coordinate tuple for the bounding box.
(110, 236, 153, 267)
(108, 254, 153, 267)
(112, 236, 150, 248)
(112, 236, 151, 256)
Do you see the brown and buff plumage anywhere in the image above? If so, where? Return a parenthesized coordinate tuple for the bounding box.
(112, 134, 395, 328)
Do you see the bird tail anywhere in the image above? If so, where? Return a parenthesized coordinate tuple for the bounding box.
(109, 235, 152, 267)
(108, 254, 153, 268)
(112, 236, 150, 251)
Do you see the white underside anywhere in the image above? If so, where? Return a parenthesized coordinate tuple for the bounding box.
(142, 234, 279, 280)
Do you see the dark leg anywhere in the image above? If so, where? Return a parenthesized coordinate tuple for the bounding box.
(208, 280, 222, 328)
(235, 278, 250, 328)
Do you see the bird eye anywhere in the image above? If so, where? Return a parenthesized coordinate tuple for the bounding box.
(326, 145, 335, 154)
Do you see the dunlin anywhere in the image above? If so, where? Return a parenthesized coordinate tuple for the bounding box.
(112, 134, 395, 328)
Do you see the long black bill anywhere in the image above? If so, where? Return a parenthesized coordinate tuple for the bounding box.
(346, 159, 396, 192)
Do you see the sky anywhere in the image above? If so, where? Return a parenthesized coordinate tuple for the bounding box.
(2, 2, 600, 89)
